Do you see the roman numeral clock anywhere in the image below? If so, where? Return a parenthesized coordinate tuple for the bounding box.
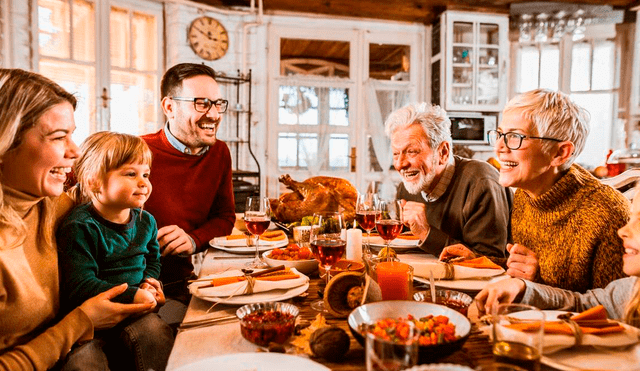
(187, 16, 229, 61)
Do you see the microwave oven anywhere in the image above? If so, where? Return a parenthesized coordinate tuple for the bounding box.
(448, 112, 497, 145)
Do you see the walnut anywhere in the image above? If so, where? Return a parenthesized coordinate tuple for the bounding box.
(309, 326, 350, 361)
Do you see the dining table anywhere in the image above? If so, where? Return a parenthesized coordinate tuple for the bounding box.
(165, 245, 497, 371)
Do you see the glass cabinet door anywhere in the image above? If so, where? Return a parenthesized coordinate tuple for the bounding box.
(444, 12, 508, 112)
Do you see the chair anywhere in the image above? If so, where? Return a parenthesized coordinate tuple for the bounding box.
(600, 168, 640, 200)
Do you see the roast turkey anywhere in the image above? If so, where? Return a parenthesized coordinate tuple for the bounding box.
(271, 175, 357, 224)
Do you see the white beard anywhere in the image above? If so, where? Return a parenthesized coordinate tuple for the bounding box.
(402, 168, 437, 195)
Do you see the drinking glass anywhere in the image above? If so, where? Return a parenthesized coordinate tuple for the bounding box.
(375, 199, 403, 261)
(366, 320, 418, 371)
(310, 211, 346, 312)
(244, 196, 271, 269)
(356, 193, 380, 259)
(492, 304, 545, 371)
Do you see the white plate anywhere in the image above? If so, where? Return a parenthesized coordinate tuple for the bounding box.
(173, 352, 330, 371)
(405, 364, 474, 371)
(192, 281, 309, 305)
(414, 273, 510, 293)
(367, 235, 420, 250)
(209, 238, 288, 254)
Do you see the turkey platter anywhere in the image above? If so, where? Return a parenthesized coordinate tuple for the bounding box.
(271, 175, 357, 224)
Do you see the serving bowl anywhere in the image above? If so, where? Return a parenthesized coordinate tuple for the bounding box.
(413, 289, 473, 317)
(262, 250, 318, 275)
(347, 301, 471, 363)
(236, 302, 299, 346)
(319, 259, 366, 278)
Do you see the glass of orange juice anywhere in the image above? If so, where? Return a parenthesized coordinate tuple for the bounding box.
(374, 261, 413, 300)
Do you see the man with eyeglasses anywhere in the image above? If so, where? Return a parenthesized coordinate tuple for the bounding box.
(442, 89, 629, 293)
(384, 102, 512, 259)
(141, 63, 235, 321)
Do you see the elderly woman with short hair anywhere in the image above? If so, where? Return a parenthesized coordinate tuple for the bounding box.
(442, 89, 629, 292)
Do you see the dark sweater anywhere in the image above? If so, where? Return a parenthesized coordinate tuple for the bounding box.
(57, 203, 161, 308)
(397, 155, 512, 257)
(141, 130, 235, 286)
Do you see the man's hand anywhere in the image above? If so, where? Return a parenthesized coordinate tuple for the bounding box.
(141, 277, 166, 307)
(506, 243, 539, 281)
(79, 284, 154, 329)
(399, 200, 430, 241)
(439, 243, 477, 261)
(475, 278, 526, 315)
(158, 225, 194, 256)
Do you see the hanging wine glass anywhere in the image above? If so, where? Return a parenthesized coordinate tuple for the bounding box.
(244, 196, 271, 269)
(310, 211, 346, 313)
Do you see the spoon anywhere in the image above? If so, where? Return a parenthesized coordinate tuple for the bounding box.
(429, 270, 437, 304)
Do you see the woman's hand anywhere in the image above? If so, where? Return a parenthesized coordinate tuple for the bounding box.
(439, 244, 477, 261)
(399, 200, 431, 241)
(142, 277, 166, 307)
(506, 243, 539, 281)
(79, 284, 154, 330)
(474, 278, 526, 315)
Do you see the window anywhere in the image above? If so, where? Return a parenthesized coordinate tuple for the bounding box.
(513, 29, 618, 169)
(38, 0, 162, 145)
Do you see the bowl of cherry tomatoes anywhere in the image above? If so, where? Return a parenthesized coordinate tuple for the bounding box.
(262, 243, 318, 275)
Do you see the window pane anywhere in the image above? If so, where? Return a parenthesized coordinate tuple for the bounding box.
(539, 44, 559, 90)
(278, 86, 318, 126)
(479, 23, 499, 45)
(72, 0, 94, 62)
(453, 22, 473, 44)
(572, 93, 613, 169)
(110, 6, 129, 68)
(369, 44, 410, 80)
(329, 134, 349, 169)
(39, 59, 96, 145)
(571, 42, 591, 92)
(517, 46, 539, 92)
(39, 0, 70, 59)
(132, 11, 156, 71)
(298, 134, 317, 168)
(280, 38, 349, 78)
(591, 40, 614, 91)
(110, 71, 158, 135)
(278, 134, 297, 168)
(329, 88, 348, 126)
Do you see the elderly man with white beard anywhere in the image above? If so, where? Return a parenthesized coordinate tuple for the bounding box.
(385, 102, 512, 258)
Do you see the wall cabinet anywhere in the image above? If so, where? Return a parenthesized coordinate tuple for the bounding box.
(431, 11, 509, 112)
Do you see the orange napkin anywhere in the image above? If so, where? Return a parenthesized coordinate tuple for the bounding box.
(209, 268, 300, 287)
(260, 230, 287, 241)
(452, 256, 502, 270)
(507, 305, 625, 335)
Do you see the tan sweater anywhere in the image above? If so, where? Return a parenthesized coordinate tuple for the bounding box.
(0, 186, 92, 371)
(512, 164, 630, 292)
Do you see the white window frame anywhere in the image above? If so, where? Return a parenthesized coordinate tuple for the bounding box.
(34, 0, 164, 137)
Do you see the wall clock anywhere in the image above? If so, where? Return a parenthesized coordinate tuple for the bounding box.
(187, 16, 229, 61)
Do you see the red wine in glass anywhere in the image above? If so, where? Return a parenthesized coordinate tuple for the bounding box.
(310, 238, 346, 267)
(245, 217, 270, 236)
(376, 220, 403, 241)
(356, 211, 379, 232)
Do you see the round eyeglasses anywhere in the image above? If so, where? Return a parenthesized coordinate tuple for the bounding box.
(171, 97, 228, 114)
(487, 129, 564, 150)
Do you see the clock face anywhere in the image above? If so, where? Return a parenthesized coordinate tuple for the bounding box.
(188, 16, 229, 61)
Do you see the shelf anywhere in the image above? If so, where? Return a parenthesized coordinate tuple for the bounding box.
(479, 64, 498, 69)
(452, 63, 472, 68)
(452, 83, 473, 88)
(233, 170, 260, 177)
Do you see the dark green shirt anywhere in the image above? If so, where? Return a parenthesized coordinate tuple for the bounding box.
(57, 203, 161, 309)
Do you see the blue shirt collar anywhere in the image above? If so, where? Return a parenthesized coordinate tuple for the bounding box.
(163, 122, 209, 156)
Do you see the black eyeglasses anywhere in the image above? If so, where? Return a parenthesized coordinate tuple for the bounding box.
(487, 129, 564, 150)
(171, 97, 228, 113)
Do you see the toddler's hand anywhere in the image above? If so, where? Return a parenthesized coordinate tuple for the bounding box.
(133, 287, 157, 308)
(142, 277, 166, 307)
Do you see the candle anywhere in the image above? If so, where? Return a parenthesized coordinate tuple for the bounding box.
(375, 261, 413, 300)
(346, 228, 363, 262)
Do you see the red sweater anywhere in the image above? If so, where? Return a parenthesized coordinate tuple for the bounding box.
(142, 130, 235, 285)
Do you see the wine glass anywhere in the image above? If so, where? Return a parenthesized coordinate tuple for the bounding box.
(355, 193, 380, 259)
(244, 196, 271, 269)
(376, 199, 403, 261)
(310, 211, 346, 313)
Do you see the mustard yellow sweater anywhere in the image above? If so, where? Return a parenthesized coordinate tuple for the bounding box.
(512, 164, 630, 292)
(0, 186, 93, 370)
